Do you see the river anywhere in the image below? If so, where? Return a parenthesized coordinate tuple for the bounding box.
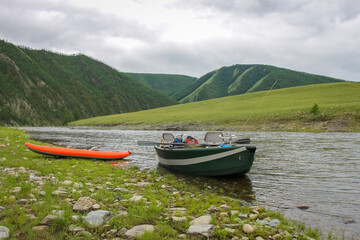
(23, 127, 360, 239)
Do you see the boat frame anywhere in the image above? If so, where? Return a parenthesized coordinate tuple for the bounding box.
(155, 144, 256, 176)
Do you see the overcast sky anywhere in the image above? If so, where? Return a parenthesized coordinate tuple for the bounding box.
(1, 0, 359, 81)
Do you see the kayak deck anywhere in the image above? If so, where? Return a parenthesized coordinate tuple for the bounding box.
(25, 142, 131, 160)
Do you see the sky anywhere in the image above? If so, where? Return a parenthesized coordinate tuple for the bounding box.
(0, 0, 360, 81)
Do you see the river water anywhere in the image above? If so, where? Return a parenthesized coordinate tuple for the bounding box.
(23, 127, 360, 239)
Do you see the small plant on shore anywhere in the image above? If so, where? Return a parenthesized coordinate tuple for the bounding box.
(310, 103, 320, 115)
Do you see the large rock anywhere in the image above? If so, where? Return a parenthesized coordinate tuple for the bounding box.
(73, 197, 96, 211)
(83, 210, 114, 227)
(0, 226, 10, 239)
(190, 215, 212, 225)
(187, 225, 215, 238)
(125, 224, 155, 239)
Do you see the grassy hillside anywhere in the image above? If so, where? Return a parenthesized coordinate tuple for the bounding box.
(173, 64, 344, 103)
(125, 72, 196, 97)
(0, 40, 177, 126)
(70, 82, 360, 132)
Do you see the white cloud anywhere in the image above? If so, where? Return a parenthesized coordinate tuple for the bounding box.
(0, 0, 359, 81)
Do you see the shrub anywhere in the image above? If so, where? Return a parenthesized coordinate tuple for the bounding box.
(310, 103, 320, 115)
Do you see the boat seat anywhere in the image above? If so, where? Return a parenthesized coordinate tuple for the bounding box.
(204, 131, 224, 145)
(162, 133, 175, 143)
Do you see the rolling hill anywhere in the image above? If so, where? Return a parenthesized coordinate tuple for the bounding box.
(172, 64, 345, 102)
(0, 40, 177, 126)
(125, 72, 196, 98)
(70, 82, 360, 132)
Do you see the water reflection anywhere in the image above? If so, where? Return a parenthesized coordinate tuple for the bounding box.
(157, 164, 255, 202)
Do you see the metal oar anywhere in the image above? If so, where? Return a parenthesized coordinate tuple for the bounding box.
(137, 138, 251, 146)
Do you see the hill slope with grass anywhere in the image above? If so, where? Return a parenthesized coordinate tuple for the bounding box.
(70, 82, 360, 132)
(172, 64, 345, 103)
(125, 72, 196, 98)
(0, 40, 177, 126)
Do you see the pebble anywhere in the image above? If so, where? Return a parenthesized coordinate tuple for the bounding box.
(125, 224, 155, 239)
(225, 227, 235, 233)
(137, 182, 151, 187)
(52, 188, 68, 196)
(187, 225, 215, 238)
(230, 210, 239, 216)
(269, 219, 281, 228)
(220, 212, 229, 217)
(190, 215, 212, 225)
(129, 195, 144, 202)
(219, 204, 231, 211)
(62, 180, 73, 186)
(239, 213, 248, 218)
(92, 203, 101, 210)
(68, 224, 85, 233)
(32, 225, 49, 232)
(83, 210, 114, 227)
(172, 216, 187, 222)
(10, 187, 21, 194)
(73, 197, 96, 211)
(242, 224, 255, 233)
(113, 187, 128, 193)
(0, 226, 10, 239)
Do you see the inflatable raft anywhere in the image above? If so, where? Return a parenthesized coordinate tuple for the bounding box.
(25, 142, 131, 160)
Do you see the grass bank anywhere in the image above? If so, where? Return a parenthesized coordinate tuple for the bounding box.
(0, 127, 325, 239)
(69, 82, 360, 132)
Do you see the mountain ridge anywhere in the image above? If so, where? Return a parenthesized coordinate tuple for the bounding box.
(124, 72, 196, 98)
(0, 40, 177, 126)
(172, 64, 344, 102)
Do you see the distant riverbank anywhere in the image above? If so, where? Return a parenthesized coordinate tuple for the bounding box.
(70, 116, 359, 133)
(69, 82, 360, 133)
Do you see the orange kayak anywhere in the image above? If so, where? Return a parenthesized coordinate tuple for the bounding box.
(25, 142, 131, 160)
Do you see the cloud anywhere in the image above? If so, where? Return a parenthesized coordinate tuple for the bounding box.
(0, 0, 359, 81)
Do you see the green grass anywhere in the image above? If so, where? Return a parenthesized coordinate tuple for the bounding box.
(70, 82, 360, 132)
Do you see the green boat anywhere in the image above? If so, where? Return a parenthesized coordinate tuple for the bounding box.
(154, 132, 256, 177)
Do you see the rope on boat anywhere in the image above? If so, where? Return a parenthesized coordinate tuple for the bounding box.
(240, 79, 278, 130)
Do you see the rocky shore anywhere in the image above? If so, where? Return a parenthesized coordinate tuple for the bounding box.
(0, 127, 321, 239)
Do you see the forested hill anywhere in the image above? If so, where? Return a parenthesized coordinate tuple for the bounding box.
(0, 40, 177, 126)
(125, 73, 196, 98)
(172, 64, 345, 103)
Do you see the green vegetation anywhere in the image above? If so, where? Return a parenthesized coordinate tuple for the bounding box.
(70, 82, 360, 132)
(0, 40, 177, 126)
(0, 127, 325, 239)
(310, 103, 320, 115)
(125, 73, 196, 98)
(172, 64, 344, 103)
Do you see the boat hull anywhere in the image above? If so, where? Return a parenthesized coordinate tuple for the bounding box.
(25, 143, 131, 160)
(155, 145, 256, 176)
